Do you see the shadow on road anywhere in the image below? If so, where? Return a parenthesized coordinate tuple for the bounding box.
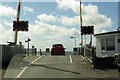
(94, 64, 117, 71)
(30, 63, 81, 75)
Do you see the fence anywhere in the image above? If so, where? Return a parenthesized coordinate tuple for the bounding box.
(0, 44, 25, 69)
(25, 48, 37, 56)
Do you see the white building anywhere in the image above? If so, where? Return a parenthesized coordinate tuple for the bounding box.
(94, 30, 120, 60)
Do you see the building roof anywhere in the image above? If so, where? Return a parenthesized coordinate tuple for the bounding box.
(117, 27, 120, 30)
(94, 30, 120, 36)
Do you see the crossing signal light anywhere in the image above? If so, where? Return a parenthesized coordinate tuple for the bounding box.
(81, 26, 94, 35)
(13, 21, 29, 31)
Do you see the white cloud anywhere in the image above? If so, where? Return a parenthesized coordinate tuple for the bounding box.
(29, 21, 79, 39)
(0, 5, 16, 44)
(17, 20, 80, 50)
(82, 4, 98, 15)
(0, 23, 14, 44)
(101, 29, 107, 33)
(56, 0, 113, 34)
(0, 5, 17, 17)
(82, 5, 113, 33)
(23, 6, 34, 12)
(37, 13, 79, 27)
(37, 13, 57, 23)
(59, 16, 79, 27)
(0, 2, 115, 51)
(57, 0, 80, 14)
(3, 19, 13, 28)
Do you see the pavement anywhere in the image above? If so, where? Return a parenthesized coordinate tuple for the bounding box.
(2, 54, 119, 80)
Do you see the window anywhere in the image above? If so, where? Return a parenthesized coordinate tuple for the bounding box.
(106, 36, 115, 51)
(101, 36, 115, 52)
(118, 39, 120, 43)
(101, 38, 105, 51)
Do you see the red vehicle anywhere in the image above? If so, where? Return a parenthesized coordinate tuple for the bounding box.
(51, 44, 65, 55)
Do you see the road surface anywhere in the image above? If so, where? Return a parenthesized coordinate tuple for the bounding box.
(2, 54, 118, 80)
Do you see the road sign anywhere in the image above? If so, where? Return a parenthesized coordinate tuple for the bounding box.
(81, 26, 94, 35)
(13, 21, 29, 31)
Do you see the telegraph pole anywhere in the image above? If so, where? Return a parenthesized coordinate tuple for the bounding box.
(14, 0, 22, 45)
(80, 0, 83, 55)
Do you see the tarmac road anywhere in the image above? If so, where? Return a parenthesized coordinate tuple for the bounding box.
(2, 54, 118, 80)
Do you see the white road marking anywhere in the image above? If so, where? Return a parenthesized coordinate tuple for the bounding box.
(31, 56, 42, 64)
(16, 56, 41, 78)
(17, 67, 28, 78)
(23, 56, 28, 60)
(69, 55, 73, 63)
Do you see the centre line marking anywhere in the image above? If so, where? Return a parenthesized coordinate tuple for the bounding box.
(16, 56, 41, 78)
(69, 55, 73, 63)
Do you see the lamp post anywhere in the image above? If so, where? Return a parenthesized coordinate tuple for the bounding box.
(70, 37, 76, 48)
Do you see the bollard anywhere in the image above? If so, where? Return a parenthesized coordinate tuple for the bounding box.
(40, 49, 42, 55)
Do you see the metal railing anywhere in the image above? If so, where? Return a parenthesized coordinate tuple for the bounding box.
(84, 45, 96, 62)
(25, 48, 37, 56)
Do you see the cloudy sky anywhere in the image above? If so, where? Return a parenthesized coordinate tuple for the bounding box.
(0, 0, 119, 51)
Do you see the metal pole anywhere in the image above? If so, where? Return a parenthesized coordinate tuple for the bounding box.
(28, 39, 29, 54)
(90, 34, 92, 47)
(75, 38, 76, 48)
(74, 37, 77, 54)
(84, 35, 86, 56)
(70, 37, 76, 48)
(14, 0, 22, 45)
(80, 0, 83, 55)
(25, 38, 31, 56)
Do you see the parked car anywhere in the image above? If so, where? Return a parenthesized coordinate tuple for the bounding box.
(51, 44, 65, 55)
